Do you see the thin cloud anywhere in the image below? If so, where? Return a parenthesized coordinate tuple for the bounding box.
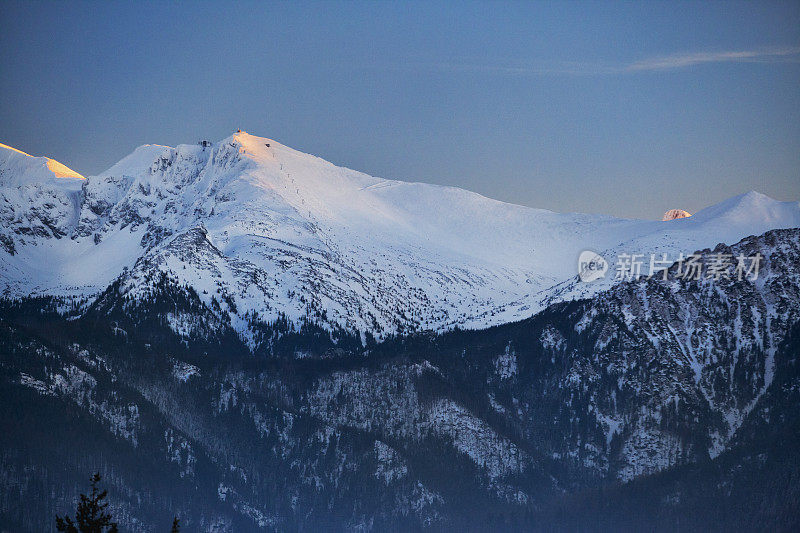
(623, 47, 800, 72)
(413, 47, 800, 77)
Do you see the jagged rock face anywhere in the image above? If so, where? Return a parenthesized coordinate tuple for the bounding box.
(2, 132, 799, 337)
(1, 229, 798, 531)
(530, 229, 800, 480)
(662, 208, 692, 221)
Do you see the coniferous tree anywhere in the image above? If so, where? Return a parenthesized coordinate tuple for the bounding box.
(171, 516, 180, 532)
(55, 473, 118, 533)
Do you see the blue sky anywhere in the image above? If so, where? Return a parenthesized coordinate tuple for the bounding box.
(1, 0, 798, 219)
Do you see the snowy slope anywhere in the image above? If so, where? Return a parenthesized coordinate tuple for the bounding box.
(0, 142, 84, 184)
(0, 143, 85, 258)
(1, 132, 798, 337)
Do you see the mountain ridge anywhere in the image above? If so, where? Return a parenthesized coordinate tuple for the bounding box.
(1, 132, 798, 339)
(0, 142, 84, 183)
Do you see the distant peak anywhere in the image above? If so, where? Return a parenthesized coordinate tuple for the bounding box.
(230, 130, 275, 147)
(738, 190, 769, 201)
(710, 190, 776, 212)
(0, 141, 84, 180)
(44, 159, 84, 180)
(0, 142, 33, 158)
(662, 209, 691, 221)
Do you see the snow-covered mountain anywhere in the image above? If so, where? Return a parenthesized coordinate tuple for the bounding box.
(2, 228, 799, 531)
(1, 132, 799, 530)
(0, 143, 84, 254)
(1, 132, 798, 340)
(662, 208, 691, 221)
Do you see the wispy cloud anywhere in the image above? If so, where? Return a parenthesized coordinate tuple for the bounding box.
(414, 47, 800, 77)
(623, 47, 800, 72)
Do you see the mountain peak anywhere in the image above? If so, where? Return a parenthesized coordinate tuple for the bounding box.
(0, 142, 32, 158)
(223, 130, 277, 152)
(0, 142, 84, 184)
(689, 190, 800, 226)
(44, 158, 85, 180)
(662, 209, 692, 221)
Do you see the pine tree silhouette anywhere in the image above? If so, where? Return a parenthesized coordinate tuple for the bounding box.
(55, 473, 119, 532)
(171, 516, 180, 532)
